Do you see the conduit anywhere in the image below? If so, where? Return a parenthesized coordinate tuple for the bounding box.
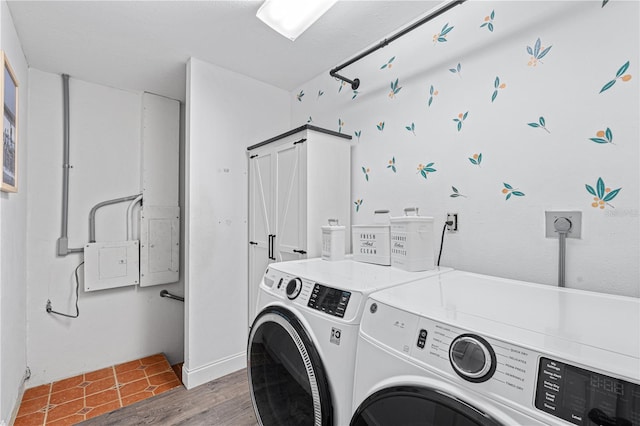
(56, 74, 83, 255)
(89, 194, 142, 243)
(126, 194, 143, 241)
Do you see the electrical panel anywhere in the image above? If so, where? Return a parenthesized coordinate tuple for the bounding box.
(140, 206, 180, 286)
(84, 241, 140, 292)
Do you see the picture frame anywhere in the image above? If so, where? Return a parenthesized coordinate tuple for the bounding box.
(1, 51, 18, 193)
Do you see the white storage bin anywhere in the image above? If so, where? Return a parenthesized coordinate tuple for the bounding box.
(322, 219, 345, 261)
(390, 207, 435, 271)
(352, 210, 391, 266)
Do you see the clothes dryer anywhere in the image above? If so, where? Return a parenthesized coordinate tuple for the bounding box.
(351, 270, 640, 425)
(247, 258, 452, 426)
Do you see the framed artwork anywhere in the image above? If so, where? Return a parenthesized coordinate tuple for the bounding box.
(1, 51, 18, 193)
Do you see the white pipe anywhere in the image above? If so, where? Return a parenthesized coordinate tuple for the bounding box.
(127, 195, 143, 241)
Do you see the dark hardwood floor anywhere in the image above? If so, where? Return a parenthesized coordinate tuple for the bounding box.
(78, 369, 257, 425)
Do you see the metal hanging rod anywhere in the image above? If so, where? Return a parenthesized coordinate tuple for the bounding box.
(329, 0, 467, 89)
(160, 290, 184, 302)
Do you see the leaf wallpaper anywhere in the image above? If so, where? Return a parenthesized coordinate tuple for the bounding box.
(290, 1, 639, 295)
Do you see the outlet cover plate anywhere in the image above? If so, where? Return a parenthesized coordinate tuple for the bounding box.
(545, 211, 582, 239)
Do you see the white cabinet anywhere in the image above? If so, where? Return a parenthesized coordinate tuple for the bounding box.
(248, 125, 352, 321)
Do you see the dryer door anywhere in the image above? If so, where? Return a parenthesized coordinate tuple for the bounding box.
(248, 306, 333, 426)
(350, 386, 504, 426)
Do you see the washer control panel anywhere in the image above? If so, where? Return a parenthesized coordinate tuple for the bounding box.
(308, 283, 351, 318)
(261, 268, 356, 320)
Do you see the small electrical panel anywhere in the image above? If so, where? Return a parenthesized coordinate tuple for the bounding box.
(84, 241, 140, 292)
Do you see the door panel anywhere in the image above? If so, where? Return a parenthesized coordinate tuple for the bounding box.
(274, 144, 303, 257)
(248, 307, 333, 426)
(249, 153, 274, 323)
(249, 153, 273, 247)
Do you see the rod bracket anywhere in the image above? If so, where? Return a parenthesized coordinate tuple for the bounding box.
(330, 69, 360, 90)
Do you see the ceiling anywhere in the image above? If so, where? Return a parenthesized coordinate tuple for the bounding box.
(7, 1, 441, 102)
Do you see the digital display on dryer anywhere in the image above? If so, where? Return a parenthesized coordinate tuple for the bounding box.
(535, 357, 640, 425)
(307, 284, 351, 318)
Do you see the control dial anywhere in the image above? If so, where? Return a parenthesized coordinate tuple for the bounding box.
(449, 334, 496, 383)
(286, 278, 303, 300)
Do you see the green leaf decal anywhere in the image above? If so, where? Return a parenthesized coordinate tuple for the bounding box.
(538, 46, 552, 59)
(585, 184, 596, 196)
(488, 23, 494, 32)
(528, 123, 540, 128)
(603, 188, 621, 202)
(616, 61, 630, 78)
(589, 138, 609, 144)
(600, 80, 616, 93)
(494, 77, 500, 88)
(597, 177, 605, 199)
(504, 183, 513, 190)
(452, 186, 459, 194)
(491, 90, 498, 102)
(539, 117, 545, 126)
(605, 128, 613, 142)
(512, 191, 525, 197)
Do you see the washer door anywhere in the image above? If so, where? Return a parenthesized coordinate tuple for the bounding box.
(350, 386, 504, 426)
(248, 306, 333, 426)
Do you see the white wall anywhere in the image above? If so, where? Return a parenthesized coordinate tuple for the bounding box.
(184, 58, 289, 388)
(0, 0, 29, 422)
(26, 69, 184, 386)
(291, 1, 639, 297)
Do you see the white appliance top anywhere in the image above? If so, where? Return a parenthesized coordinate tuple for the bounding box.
(368, 270, 640, 376)
(268, 258, 452, 294)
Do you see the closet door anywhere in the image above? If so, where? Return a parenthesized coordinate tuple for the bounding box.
(248, 152, 274, 320)
(273, 142, 305, 262)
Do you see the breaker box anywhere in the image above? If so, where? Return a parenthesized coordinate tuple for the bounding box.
(84, 241, 140, 292)
(139, 206, 180, 286)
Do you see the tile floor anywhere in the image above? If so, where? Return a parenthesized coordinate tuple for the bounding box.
(15, 354, 182, 426)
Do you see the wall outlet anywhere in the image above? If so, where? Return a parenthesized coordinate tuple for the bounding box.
(447, 213, 458, 231)
(545, 211, 581, 238)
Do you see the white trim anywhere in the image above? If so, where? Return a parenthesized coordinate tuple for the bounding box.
(182, 352, 246, 390)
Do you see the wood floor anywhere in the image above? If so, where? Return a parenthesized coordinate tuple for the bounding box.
(78, 369, 257, 425)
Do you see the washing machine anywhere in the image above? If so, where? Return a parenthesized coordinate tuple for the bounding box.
(247, 258, 453, 426)
(351, 270, 640, 425)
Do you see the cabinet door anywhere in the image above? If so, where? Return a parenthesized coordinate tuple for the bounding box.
(273, 142, 305, 261)
(248, 152, 274, 321)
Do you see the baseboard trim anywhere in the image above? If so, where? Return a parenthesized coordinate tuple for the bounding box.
(182, 352, 246, 389)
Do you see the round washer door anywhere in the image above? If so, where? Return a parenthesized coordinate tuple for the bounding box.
(350, 386, 505, 426)
(248, 306, 333, 426)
